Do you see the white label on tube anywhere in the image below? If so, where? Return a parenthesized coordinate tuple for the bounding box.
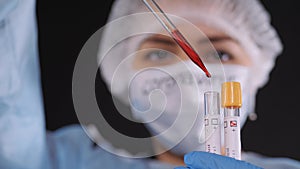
(205, 115, 221, 155)
(224, 116, 241, 160)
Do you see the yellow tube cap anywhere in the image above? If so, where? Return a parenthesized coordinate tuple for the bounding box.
(221, 81, 242, 108)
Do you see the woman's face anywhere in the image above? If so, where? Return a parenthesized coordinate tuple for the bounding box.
(132, 23, 252, 70)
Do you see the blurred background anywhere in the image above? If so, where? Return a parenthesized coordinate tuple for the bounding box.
(37, 0, 300, 160)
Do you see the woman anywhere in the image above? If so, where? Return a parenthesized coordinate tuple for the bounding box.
(1, 0, 300, 168)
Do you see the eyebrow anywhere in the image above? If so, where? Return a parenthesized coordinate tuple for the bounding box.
(142, 36, 177, 46)
(142, 35, 234, 47)
(198, 36, 233, 44)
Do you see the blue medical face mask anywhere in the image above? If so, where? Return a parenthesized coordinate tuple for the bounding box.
(129, 61, 251, 155)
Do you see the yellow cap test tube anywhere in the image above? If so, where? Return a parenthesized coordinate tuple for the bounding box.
(221, 81, 242, 160)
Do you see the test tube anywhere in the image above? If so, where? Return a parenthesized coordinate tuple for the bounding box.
(204, 91, 221, 155)
(221, 82, 242, 160)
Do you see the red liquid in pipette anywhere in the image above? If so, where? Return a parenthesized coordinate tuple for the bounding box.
(171, 29, 211, 78)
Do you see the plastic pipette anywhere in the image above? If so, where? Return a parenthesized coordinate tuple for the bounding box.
(142, 0, 211, 78)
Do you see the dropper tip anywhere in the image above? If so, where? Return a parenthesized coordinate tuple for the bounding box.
(206, 72, 212, 78)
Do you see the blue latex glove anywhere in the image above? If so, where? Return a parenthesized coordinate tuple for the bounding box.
(175, 151, 263, 169)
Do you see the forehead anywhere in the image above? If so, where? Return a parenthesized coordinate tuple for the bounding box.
(192, 23, 228, 38)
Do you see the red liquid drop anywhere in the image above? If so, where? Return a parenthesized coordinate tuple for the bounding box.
(171, 29, 211, 78)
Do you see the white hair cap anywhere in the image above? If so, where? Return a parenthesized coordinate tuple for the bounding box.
(98, 0, 283, 103)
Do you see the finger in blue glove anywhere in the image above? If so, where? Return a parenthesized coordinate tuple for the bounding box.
(175, 151, 263, 169)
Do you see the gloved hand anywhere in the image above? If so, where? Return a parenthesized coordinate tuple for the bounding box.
(175, 151, 263, 169)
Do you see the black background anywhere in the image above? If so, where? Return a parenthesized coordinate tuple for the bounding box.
(37, 0, 300, 161)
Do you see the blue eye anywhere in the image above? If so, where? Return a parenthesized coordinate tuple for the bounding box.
(217, 51, 231, 62)
(206, 51, 232, 63)
(145, 50, 173, 61)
